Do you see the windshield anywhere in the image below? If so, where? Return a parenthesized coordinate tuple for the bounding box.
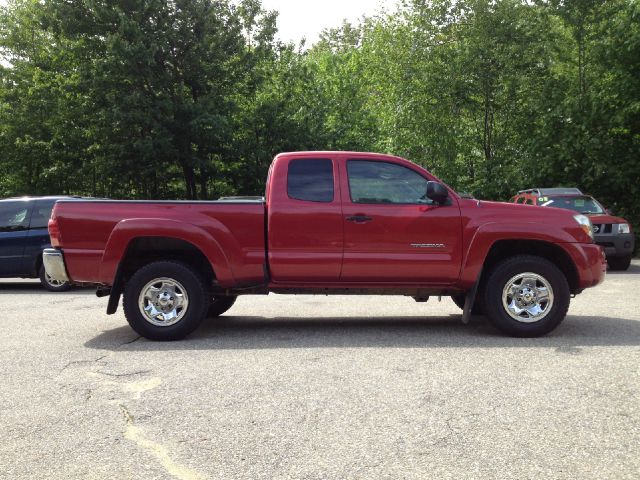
(537, 195, 605, 214)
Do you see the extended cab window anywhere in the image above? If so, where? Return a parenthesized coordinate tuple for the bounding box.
(0, 201, 30, 232)
(287, 159, 334, 202)
(347, 160, 432, 204)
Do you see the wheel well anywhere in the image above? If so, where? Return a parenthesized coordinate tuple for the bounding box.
(482, 240, 580, 293)
(119, 237, 216, 287)
(34, 249, 48, 277)
(34, 254, 43, 276)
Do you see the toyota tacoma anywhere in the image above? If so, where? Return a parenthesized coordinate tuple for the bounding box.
(43, 152, 606, 340)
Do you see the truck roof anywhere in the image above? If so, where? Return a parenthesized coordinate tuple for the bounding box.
(275, 151, 408, 162)
(0, 195, 83, 202)
(517, 188, 583, 196)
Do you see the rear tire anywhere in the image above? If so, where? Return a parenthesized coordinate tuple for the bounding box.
(607, 255, 631, 271)
(207, 296, 237, 318)
(123, 261, 208, 341)
(39, 265, 71, 292)
(482, 255, 570, 337)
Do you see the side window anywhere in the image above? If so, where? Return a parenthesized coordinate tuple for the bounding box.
(347, 160, 432, 204)
(525, 198, 534, 205)
(287, 159, 334, 203)
(0, 201, 30, 232)
(516, 197, 525, 204)
(29, 200, 57, 229)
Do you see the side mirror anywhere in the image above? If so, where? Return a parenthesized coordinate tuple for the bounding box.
(426, 181, 449, 204)
(605, 208, 613, 215)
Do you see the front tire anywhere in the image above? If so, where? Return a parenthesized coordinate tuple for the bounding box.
(483, 255, 570, 337)
(39, 265, 71, 292)
(607, 255, 631, 271)
(207, 296, 237, 318)
(123, 261, 208, 341)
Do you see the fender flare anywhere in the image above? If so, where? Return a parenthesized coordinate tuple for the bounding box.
(459, 221, 577, 288)
(99, 218, 235, 286)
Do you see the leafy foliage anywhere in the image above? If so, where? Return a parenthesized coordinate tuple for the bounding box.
(0, 0, 638, 243)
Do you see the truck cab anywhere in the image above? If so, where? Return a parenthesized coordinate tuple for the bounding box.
(266, 152, 462, 284)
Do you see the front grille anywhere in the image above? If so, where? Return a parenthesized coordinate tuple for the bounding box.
(597, 242, 615, 248)
(593, 224, 612, 234)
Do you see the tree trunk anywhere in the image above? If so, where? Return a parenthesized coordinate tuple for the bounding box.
(181, 162, 196, 200)
(483, 88, 495, 179)
(199, 169, 208, 200)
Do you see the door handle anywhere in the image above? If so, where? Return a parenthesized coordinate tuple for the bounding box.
(346, 215, 372, 223)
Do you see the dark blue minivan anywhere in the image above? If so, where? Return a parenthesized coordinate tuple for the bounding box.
(0, 196, 72, 291)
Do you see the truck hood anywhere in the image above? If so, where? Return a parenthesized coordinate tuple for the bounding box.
(584, 213, 627, 225)
(474, 199, 575, 219)
(470, 200, 628, 225)
(459, 198, 594, 242)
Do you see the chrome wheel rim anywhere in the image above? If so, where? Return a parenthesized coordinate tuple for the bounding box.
(501, 272, 554, 323)
(138, 277, 189, 327)
(45, 271, 66, 288)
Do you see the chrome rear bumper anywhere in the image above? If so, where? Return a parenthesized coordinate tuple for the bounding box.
(43, 248, 70, 283)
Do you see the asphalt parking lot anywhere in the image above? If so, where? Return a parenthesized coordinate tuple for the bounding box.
(1, 262, 639, 479)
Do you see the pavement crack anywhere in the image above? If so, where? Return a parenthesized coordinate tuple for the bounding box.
(61, 360, 93, 371)
(120, 404, 134, 424)
(61, 355, 108, 371)
(120, 336, 142, 346)
(98, 369, 151, 377)
(119, 404, 205, 480)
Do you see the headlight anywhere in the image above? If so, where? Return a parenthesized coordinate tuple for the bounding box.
(573, 214, 593, 240)
(618, 223, 630, 234)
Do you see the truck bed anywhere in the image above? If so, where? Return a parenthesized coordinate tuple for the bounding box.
(53, 200, 266, 286)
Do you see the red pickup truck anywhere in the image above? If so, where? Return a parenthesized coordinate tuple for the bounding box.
(43, 152, 606, 340)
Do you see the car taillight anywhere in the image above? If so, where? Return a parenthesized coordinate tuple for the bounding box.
(48, 215, 62, 247)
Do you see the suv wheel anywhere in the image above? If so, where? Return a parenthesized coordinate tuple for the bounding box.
(39, 265, 71, 292)
(123, 261, 208, 341)
(483, 255, 570, 337)
(608, 255, 631, 271)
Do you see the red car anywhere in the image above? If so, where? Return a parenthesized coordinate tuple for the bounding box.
(43, 152, 606, 340)
(511, 188, 634, 270)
